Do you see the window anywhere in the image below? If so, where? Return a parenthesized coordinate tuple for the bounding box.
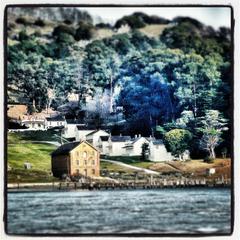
(83, 151, 87, 158)
(76, 151, 79, 157)
(76, 169, 80, 175)
(76, 160, 79, 166)
(92, 160, 95, 165)
(84, 169, 87, 176)
(84, 160, 87, 165)
(92, 169, 95, 175)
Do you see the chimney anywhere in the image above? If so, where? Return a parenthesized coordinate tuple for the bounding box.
(138, 134, 141, 138)
(135, 134, 137, 139)
(120, 133, 122, 136)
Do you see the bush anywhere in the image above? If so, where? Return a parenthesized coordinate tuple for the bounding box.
(64, 19, 73, 25)
(8, 22, 16, 30)
(34, 18, 45, 27)
(18, 30, 29, 41)
(53, 25, 75, 37)
(96, 23, 112, 29)
(204, 156, 214, 163)
(75, 22, 94, 40)
(15, 17, 28, 25)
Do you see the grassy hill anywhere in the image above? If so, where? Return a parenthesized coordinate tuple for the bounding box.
(7, 132, 59, 183)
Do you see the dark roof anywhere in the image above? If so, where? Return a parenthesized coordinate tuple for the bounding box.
(100, 136, 109, 141)
(86, 130, 109, 137)
(51, 141, 99, 157)
(110, 136, 131, 142)
(76, 125, 95, 130)
(46, 115, 65, 122)
(51, 141, 80, 157)
(152, 140, 163, 145)
(66, 119, 84, 124)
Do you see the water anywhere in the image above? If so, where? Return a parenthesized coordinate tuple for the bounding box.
(7, 188, 231, 235)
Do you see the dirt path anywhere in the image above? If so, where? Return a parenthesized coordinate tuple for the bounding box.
(101, 159, 160, 175)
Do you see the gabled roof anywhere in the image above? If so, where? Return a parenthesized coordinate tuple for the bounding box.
(131, 137, 150, 144)
(51, 141, 99, 157)
(152, 140, 163, 145)
(86, 129, 109, 137)
(76, 125, 95, 131)
(51, 141, 80, 156)
(100, 136, 109, 141)
(46, 115, 65, 122)
(110, 136, 131, 142)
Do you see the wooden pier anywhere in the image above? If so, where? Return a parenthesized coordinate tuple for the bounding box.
(55, 177, 231, 191)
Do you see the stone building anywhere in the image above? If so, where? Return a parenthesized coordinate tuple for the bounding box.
(51, 141, 100, 178)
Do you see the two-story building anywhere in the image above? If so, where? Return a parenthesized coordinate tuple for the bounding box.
(51, 141, 100, 178)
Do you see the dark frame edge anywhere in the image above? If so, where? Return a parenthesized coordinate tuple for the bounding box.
(3, 3, 235, 237)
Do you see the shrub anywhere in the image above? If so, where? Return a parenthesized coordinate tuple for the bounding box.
(204, 156, 214, 163)
(53, 25, 75, 37)
(75, 22, 94, 40)
(8, 22, 16, 30)
(96, 23, 112, 29)
(18, 30, 29, 41)
(15, 17, 27, 25)
(34, 18, 45, 27)
(64, 19, 73, 25)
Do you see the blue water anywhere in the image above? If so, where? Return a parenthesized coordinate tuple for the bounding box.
(7, 188, 231, 235)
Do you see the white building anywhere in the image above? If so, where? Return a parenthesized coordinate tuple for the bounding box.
(45, 115, 65, 129)
(21, 119, 45, 130)
(75, 125, 95, 141)
(124, 136, 150, 156)
(62, 119, 84, 139)
(98, 136, 110, 155)
(108, 135, 131, 156)
(148, 140, 174, 162)
(85, 130, 110, 148)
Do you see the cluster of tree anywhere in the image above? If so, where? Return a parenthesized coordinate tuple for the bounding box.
(7, 12, 231, 159)
(115, 12, 170, 29)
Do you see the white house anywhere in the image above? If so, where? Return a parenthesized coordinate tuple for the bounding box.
(85, 130, 110, 148)
(45, 115, 65, 129)
(62, 119, 84, 139)
(98, 136, 110, 155)
(75, 125, 95, 141)
(108, 135, 131, 156)
(123, 136, 150, 156)
(149, 140, 174, 162)
(21, 119, 45, 130)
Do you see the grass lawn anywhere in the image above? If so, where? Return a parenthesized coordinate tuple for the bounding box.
(100, 161, 135, 174)
(102, 155, 154, 169)
(8, 130, 61, 144)
(8, 142, 58, 183)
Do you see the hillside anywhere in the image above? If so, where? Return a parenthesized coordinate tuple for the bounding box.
(7, 7, 231, 160)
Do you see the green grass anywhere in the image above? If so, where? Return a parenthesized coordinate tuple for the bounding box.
(8, 169, 57, 183)
(100, 161, 135, 174)
(8, 130, 61, 144)
(102, 155, 154, 169)
(8, 142, 58, 183)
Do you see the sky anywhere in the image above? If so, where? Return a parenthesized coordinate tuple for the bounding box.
(79, 7, 231, 30)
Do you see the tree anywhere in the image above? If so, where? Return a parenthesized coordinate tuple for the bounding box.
(164, 129, 192, 160)
(197, 110, 228, 159)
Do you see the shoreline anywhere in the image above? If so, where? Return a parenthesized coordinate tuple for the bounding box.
(7, 182, 231, 192)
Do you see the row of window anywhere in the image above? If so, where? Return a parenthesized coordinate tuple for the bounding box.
(76, 169, 96, 175)
(75, 151, 97, 158)
(76, 159, 96, 166)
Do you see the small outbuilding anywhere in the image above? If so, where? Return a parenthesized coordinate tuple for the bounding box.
(51, 141, 100, 178)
